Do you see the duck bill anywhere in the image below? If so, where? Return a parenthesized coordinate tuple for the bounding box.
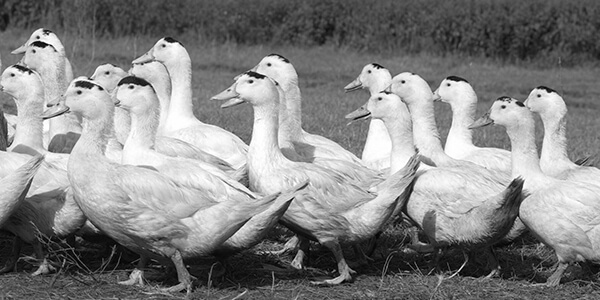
(41, 102, 70, 120)
(432, 89, 442, 102)
(11, 44, 27, 55)
(468, 112, 494, 129)
(211, 83, 245, 108)
(345, 103, 371, 125)
(132, 51, 154, 64)
(46, 95, 63, 107)
(344, 78, 363, 93)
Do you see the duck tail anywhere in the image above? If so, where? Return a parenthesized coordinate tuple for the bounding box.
(0, 155, 45, 226)
(475, 177, 525, 244)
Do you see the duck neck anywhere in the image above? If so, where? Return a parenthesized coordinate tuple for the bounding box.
(445, 94, 477, 149)
(249, 103, 287, 170)
(539, 113, 573, 169)
(154, 79, 172, 135)
(72, 110, 113, 157)
(279, 79, 303, 141)
(367, 74, 392, 96)
(11, 94, 45, 152)
(406, 100, 447, 164)
(506, 120, 547, 189)
(166, 54, 197, 122)
(124, 106, 159, 153)
(382, 109, 416, 175)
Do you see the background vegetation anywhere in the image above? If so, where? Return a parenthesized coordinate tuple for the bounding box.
(1, 0, 600, 66)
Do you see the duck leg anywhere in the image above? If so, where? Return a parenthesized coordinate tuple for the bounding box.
(0, 236, 23, 274)
(290, 236, 310, 270)
(311, 240, 355, 285)
(31, 240, 55, 276)
(162, 250, 193, 295)
(546, 262, 569, 287)
(265, 235, 300, 256)
(482, 247, 500, 279)
(118, 255, 149, 286)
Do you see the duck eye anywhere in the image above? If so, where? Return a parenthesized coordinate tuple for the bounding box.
(377, 97, 382, 101)
(446, 83, 451, 87)
(401, 80, 406, 84)
(367, 70, 372, 74)
(76, 90, 82, 95)
(266, 63, 272, 67)
(537, 94, 541, 98)
(10, 73, 14, 77)
(32, 49, 36, 54)
(501, 105, 506, 109)
(35, 35, 40, 39)
(128, 85, 134, 90)
(105, 71, 110, 75)
(248, 80, 254, 84)
(161, 44, 166, 48)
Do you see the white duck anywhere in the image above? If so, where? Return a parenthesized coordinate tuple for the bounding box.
(0, 64, 86, 275)
(41, 77, 282, 293)
(128, 61, 236, 174)
(132, 37, 248, 170)
(471, 96, 600, 286)
(21, 41, 81, 153)
(433, 76, 511, 173)
(344, 63, 393, 171)
(213, 71, 419, 285)
(12, 28, 74, 82)
(253, 54, 365, 165)
(115, 75, 305, 258)
(524, 86, 600, 185)
(385, 72, 527, 245)
(347, 91, 524, 277)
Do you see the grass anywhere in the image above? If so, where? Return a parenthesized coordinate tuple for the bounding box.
(0, 27, 599, 299)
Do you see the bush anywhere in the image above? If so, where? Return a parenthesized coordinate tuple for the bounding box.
(1, 0, 599, 66)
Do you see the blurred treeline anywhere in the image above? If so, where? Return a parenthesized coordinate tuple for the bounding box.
(1, 0, 600, 66)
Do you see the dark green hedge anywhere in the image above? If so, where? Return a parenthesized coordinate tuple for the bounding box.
(2, 0, 600, 65)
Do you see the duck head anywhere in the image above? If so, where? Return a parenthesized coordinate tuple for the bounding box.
(346, 91, 405, 124)
(42, 78, 112, 121)
(432, 75, 472, 103)
(523, 86, 567, 118)
(385, 72, 435, 106)
(12, 28, 65, 55)
(251, 54, 297, 91)
(132, 37, 186, 64)
(344, 63, 391, 93)
(20, 41, 62, 71)
(90, 64, 128, 92)
(212, 71, 280, 109)
(0, 64, 43, 101)
(470, 96, 531, 130)
(114, 75, 158, 115)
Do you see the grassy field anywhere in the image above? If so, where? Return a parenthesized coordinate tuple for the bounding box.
(0, 28, 599, 299)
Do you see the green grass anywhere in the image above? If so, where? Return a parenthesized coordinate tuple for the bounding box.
(0, 28, 599, 299)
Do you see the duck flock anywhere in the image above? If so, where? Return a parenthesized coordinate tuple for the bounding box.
(0, 28, 598, 294)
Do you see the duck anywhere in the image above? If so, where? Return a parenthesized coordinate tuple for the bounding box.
(0, 155, 44, 227)
(128, 61, 237, 176)
(470, 96, 600, 286)
(385, 72, 527, 246)
(253, 54, 365, 165)
(21, 40, 81, 153)
(12, 28, 74, 82)
(344, 63, 393, 171)
(523, 86, 600, 186)
(213, 71, 419, 285)
(346, 90, 524, 277)
(115, 75, 305, 257)
(132, 37, 248, 170)
(41, 77, 289, 294)
(0, 64, 86, 275)
(433, 76, 511, 173)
